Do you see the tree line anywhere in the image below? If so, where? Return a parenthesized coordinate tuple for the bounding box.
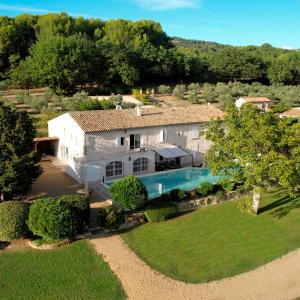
(1, 13, 300, 95)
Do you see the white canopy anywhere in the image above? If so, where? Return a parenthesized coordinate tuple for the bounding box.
(153, 144, 191, 159)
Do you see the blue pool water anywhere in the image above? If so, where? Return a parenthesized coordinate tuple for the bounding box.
(107, 168, 220, 199)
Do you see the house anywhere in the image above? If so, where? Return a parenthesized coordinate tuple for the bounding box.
(235, 97, 272, 111)
(48, 105, 224, 184)
(280, 107, 300, 118)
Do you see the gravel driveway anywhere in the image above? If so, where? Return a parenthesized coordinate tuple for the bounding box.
(90, 234, 300, 300)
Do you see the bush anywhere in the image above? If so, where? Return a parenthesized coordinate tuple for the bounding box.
(58, 194, 90, 233)
(237, 197, 256, 216)
(109, 176, 148, 212)
(144, 201, 178, 222)
(158, 85, 171, 94)
(132, 89, 152, 104)
(79, 99, 102, 110)
(188, 83, 199, 91)
(215, 190, 226, 202)
(197, 182, 214, 196)
(188, 90, 199, 103)
(0, 201, 29, 241)
(158, 193, 171, 202)
(100, 99, 116, 110)
(172, 84, 186, 99)
(98, 206, 125, 229)
(170, 189, 186, 202)
(27, 198, 77, 241)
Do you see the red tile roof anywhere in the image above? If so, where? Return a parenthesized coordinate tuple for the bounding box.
(68, 105, 225, 133)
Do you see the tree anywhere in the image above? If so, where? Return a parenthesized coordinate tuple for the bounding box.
(16, 34, 96, 94)
(0, 103, 41, 200)
(206, 103, 300, 213)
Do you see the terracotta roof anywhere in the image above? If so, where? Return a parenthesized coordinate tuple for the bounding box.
(242, 97, 272, 103)
(68, 105, 224, 133)
(280, 108, 300, 118)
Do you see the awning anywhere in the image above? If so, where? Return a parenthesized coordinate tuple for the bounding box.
(153, 144, 191, 159)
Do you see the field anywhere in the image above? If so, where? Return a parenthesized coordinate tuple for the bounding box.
(123, 189, 300, 283)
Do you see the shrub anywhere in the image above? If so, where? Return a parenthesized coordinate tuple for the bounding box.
(170, 189, 186, 202)
(237, 197, 256, 216)
(215, 190, 226, 202)
(158, 193, 171, 202)
(172, 84, 186, 99)
(79, 99, 102, 110)
(188, 90, 199, 103)
(197, 182, 214, 197)
(188, 83, 199, 91)
(144, 201, 178, 222)
(27, 198, 77, 241)
(98, 206, 125, 229)
(109, 176, 148, 212)
(108, 93, 123, 103)
(158, 85, 171, 94)
(58, 194, 90, 232)
(132, 89, 152, 104)
(0, 80, 8, 90)
(0, 201, 29, 241)
(100, 99, 116, 110)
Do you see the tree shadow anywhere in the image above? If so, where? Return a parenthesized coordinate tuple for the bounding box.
(0, 242, 10, 250)
(258, 193, 300, 218)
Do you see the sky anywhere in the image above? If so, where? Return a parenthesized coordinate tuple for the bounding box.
(0, 0, 299, 48)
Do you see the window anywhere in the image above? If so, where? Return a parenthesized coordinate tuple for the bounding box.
(106, 161, 123, 177)
(130, 134, 140, 149)
(120, 137, 125, 146)
(133, 157, 149, 173)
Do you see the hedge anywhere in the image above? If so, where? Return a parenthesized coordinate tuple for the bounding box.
(27, 198, 77, 241)
(58, 194, 90, 232)
(144, 201, 178, 222)
(0, 201, 29, 241)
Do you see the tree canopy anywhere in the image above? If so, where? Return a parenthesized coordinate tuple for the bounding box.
(2, 13, 300, 94)
(206, 104, 300, 195)
(0, 102, 41, 200)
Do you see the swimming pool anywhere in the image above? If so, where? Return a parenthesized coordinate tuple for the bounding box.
(107, 168, 221, 199)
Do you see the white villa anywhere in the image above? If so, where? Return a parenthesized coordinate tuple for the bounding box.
(48, 105, 224, 184)
(235, 97, 271, 111)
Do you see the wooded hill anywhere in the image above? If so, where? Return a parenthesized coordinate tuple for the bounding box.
(1, 13, 300, 95)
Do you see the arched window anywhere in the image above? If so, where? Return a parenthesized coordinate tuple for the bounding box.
(133, 157, 149, 173)
(106, 161, 123, 177)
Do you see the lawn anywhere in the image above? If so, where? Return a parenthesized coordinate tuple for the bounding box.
(122, 189, 300, 283)
(0, 241, 125, 300)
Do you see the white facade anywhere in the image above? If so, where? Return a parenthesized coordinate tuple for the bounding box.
(48, 114, 212, 184)
(235, 97, 271, 111)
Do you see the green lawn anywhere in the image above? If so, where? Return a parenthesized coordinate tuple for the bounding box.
(0, 241, 125, 300)
(122, 189, 300, 283)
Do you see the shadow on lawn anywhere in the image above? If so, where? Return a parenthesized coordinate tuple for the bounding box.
(0, 242, 10, 250)
(259, 193, 300, 218)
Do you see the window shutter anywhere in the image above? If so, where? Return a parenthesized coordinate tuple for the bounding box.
(116, 137, 120, 147)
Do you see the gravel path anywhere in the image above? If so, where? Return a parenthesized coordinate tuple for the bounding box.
(89, 234, 300, 300)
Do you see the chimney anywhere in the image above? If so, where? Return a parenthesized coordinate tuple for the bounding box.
(136, 105, 142, 117)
